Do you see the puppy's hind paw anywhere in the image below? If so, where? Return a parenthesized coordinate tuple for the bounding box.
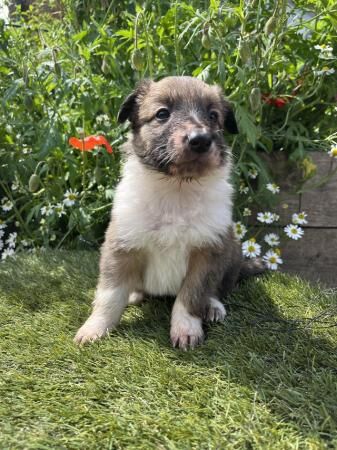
(128, 290, 144, 306)
(205, 297, 227, 323)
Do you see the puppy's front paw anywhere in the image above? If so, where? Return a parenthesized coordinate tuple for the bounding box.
(170, 304, 204, 350)
(74, 316, 111, 345)
(205, 297, 227, 323)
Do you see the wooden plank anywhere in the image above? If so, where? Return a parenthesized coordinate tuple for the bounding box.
(300, 153, 337, 227)
(253, 152, 337, 227)
(280, 228, 337, 288)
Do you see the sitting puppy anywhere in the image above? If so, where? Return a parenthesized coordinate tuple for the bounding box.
(75, 76, 263, 349)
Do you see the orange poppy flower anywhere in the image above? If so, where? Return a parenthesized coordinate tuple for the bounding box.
(69, 135, 113, 154)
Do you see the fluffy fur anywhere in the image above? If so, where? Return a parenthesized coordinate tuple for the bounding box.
(74, 76, 264, 349)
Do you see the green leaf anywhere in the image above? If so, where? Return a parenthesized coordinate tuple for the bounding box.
(235, 105, 259, 147)
(72, 30, 89, 42)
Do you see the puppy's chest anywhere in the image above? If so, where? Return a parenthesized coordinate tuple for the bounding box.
(118, 187, 229, 248)
(140, 202, 201, 295)
(114, 168, 233, 296)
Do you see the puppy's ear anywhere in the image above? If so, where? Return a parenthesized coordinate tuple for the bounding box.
(224, 105, 239, 134)
(117, 79, 152, 124)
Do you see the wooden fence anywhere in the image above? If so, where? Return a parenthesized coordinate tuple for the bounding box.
(259, 152, 336, 288)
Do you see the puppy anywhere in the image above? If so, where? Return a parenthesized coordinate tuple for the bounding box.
(75, 76, 263, 349)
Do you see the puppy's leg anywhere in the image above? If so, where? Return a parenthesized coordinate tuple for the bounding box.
(74, 238, 143, 344)
(170, 247, 226, 350)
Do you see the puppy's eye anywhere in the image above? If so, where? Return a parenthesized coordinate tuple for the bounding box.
(209, 111, 219, 122)
(155, 108, 170, 121)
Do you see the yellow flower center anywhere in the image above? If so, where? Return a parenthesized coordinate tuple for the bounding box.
(331, 147, 337, 157)
(269, 256, 277, 263)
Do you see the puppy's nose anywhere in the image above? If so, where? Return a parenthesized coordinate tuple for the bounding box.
(188, 131, 212, 153)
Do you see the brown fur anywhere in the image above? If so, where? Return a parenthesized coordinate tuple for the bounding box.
(119, 76, 237, 178)
(179, 227, 242, 319)
(74, 76, 264, 349)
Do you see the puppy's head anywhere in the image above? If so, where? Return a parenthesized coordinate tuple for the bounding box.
(118, 76, 238, 178)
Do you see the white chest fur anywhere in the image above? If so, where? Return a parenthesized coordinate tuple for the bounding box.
(112, 157, 233, 296)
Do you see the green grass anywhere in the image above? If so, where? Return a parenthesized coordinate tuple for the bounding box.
(0, 251, 336, 450)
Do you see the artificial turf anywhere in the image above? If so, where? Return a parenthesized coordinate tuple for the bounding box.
(0, 251, 336, 449)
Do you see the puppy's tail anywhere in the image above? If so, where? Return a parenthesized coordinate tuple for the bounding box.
(239, 258, 266, 281)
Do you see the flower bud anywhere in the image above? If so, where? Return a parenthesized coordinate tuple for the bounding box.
(131, 49, 144, 71)
(201, 31, 212, 49)
(28, 174, 40, 192)
(101, 56, 110, 74)
(239, 40, 251, 63)
(264, 16, 277, 35)
(249, 87, 261, 111)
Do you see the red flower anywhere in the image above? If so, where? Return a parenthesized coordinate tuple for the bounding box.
(274, 98, 287, 108)
(262, 94, 288, 108)
(69, 135, 113, 154)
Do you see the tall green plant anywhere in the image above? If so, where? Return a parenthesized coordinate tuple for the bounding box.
(0, 0, 336, 268)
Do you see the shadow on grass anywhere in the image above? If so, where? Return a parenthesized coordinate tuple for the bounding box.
(0, 250, 99, 311)
(115, 275, 337, 442)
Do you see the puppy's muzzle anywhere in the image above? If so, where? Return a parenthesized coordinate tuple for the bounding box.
(187, 131, 212, 154)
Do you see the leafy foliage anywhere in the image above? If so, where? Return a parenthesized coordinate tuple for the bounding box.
(0, 0, 336, 252)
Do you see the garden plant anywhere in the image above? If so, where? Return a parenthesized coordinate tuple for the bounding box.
(0, 0, 337, 267)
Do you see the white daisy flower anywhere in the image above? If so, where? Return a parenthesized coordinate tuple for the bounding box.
(328, 145, 337, 158)
(239, 183, 249, 194)
(263, 250, 283, 270)
(1, 247, 15, 260)
(21, 239, 30, 247)
(54, 203, 66, 218)
(314, 66, 335, 76)
(292, 211, 308, 225)
(266, 183, 280, 194)
(234, 221, 247, 240)
(314, 44, 334, 59)
(242, 239, 261, 258)
(12, 181, 20, 191)
(257, 211, 275, 224)
(243, 208, 252, 217)
(314, 44, 333, 52)
(63, 189, 79, 207)
(1, 197, 13, 212)
(284, 224, 304, 240)
(0, 229, 4, 239)
(96, 114, 110, 127)
(264, 233, 280, 247)
(6, 232, 17, 248)
(0, 221, 7, 229)
(0, 240, 4, 250)
(41, 204, 54, 217)
(248, 168, 258, 179)
(272, 213, 280, 222)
